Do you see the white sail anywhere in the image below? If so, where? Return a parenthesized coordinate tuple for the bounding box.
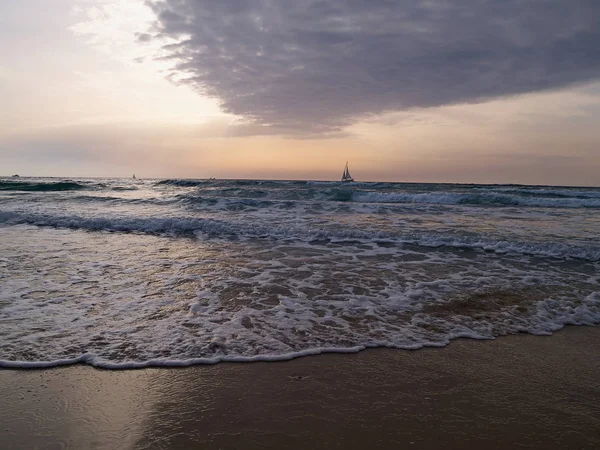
(341, 162, 354, 182)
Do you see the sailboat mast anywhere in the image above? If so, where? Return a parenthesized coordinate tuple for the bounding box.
(341, 161, 354, 182)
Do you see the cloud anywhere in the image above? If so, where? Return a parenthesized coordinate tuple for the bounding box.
(145, 0, 600, 133)
(136, 32, 154, 42)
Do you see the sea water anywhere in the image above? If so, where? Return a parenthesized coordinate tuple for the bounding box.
(1, 177, 599, 368)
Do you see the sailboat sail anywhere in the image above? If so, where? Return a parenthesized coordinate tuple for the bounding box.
(341, 162, 354, 182)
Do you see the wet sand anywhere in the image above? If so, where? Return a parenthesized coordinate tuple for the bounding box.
(2, 326, 600, 450)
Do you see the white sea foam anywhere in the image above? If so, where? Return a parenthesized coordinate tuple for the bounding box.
(1, 178, 599, 369)
(1, 225, 599, 369)
(0, 210, 598, 261)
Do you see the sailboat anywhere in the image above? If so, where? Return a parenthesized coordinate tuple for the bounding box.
(132, 174, 136, 179)
(341, 161, 354, 182)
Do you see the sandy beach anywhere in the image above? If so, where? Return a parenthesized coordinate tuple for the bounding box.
(2, 326, 600, 450)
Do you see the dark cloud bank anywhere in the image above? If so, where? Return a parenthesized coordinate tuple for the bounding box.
(146, 0, 600, 133)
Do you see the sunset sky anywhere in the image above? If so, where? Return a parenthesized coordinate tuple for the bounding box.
(1, 0, 599, 185)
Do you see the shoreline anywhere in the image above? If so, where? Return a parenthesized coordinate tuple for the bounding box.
(0, 326, 585, 370)
(2, 325, 600, 449)
(0, 339, 463, 370)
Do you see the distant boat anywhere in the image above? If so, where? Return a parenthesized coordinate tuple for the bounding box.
(132, 174, 136, 179)
(11, 174, 19, 178)
(341, 161, 354, 182)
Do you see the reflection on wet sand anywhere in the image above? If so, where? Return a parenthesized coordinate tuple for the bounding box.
(1, 369, 151, 449)
(2, 327, 600, 450)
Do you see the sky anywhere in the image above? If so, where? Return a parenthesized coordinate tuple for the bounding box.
(1, 0, 599, 185)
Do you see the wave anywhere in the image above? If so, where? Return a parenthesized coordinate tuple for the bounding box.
(144, 180, 600, 209)
(1, 211, 598, 261)
(0, 346, 369, 369)
(156, 179, 313, 188)
(352, 191, 600, 208)
(151, 181, 600, 208)
(0, 180, 89, 192)
(111, 186, 138, 191)
(1, 318, 598, 369)
(68, 195, 167, 205)
(156, 179, 210, 187)
(476, 186, 600, 199)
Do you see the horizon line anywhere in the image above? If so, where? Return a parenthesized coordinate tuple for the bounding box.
(1, 175, 599, 189)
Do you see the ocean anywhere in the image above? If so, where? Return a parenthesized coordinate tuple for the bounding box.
(1, 177, 599, 368)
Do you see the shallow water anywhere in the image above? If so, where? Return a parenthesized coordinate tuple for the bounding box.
(1, 177, 599, 367)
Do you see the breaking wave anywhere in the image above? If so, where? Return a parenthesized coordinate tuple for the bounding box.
(352, 191, 600, 208)
(156, 179, 209, 187)
(1, 210, 598, 261)
(0, 180, 90, 192)
(1, 177, 599, 369)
